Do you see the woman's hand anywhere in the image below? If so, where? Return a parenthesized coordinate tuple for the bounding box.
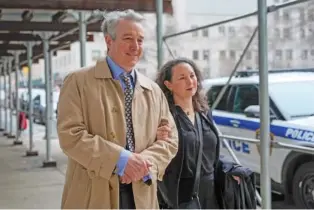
(232, 175, 241, 184)
(156, 124, 171, 141)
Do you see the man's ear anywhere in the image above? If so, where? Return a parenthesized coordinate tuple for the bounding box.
(105, 35, 112, 49)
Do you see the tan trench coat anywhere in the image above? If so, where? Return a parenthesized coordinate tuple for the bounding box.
(57, 59, 178, 209)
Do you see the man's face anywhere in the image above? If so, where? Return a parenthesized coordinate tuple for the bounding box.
(105, 19, 144, 72)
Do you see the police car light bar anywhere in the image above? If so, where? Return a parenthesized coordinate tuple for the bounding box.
(235, 68, 314, 77)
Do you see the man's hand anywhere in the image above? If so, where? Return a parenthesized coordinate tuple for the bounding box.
(120, 159, 152, 184)
(123, 153, 152, 183)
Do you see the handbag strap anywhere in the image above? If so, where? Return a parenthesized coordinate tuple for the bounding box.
(192, 112, 203, 197)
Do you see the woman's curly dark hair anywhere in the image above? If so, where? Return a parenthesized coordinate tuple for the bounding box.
(156, 57, 209, 113)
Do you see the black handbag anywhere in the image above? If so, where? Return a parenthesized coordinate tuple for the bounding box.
(178, 113, 203, 209)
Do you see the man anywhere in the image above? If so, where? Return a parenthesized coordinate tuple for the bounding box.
(57, 9, 178, 209)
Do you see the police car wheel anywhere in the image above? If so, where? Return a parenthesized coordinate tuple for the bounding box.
(292, 162, 314, 209)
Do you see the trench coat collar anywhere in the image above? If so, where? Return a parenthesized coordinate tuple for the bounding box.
(94, 58, 152, 91)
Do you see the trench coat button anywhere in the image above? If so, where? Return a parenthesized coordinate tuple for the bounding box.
(110, 132, 116, 140)
(88, 170, 96, 178)
(111, 107, 118, 113)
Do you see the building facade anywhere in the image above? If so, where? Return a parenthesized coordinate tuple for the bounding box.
(28, 0, 314, 84)
(170, 0, 314, 78)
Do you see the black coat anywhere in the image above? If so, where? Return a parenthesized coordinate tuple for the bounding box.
(157, 108, 220, 209)
(157, 107, 257, 209)
(214, 159, 257, 209)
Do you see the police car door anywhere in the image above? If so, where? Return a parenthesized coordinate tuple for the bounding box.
(220, 84, 260, 172)
(208, 85, 254, 169)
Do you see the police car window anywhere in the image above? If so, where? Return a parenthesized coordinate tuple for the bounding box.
(270, 80, 314, 118)
(233, 85, 259, 113)
(207, 85, 231, 111)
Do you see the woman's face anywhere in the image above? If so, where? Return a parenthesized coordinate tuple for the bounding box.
(164, 62, 198, 99)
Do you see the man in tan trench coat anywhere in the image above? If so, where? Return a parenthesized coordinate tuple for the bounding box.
(57, 9, 178, 209)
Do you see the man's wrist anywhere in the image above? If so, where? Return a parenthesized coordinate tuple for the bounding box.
(115, 149, 132, 176)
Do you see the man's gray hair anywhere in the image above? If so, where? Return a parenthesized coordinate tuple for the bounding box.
(101, 9, 145, 40)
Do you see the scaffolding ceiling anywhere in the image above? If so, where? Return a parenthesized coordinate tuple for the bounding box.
(0, 0, 173, 69)
(0, 0, 173, 13)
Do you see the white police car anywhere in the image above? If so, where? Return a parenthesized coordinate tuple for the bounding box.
(202, 69, 314, 209)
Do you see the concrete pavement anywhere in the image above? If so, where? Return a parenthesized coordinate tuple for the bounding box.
(0, 117, 67, 209)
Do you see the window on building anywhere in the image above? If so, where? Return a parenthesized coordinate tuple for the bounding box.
(273, 11, 280, 21)
(299, 8, 305, 22)
(192, 50, 199, 60)
(308, 9, 314, 21)
(300, 28, 306, 38)
(229, 50, 236, 60)
(301, 50, 308, 60)
(202, 29, 209, 37)
(274, 28, 280, 38)
(232, 85, 259, 114)
(203, 50, 210, 60)
(283, 28, 291, 39)
(218, 26, 225, 35)
(246, 51, 252, 60)
(92, 50, 101, 61)
(228, 26, 236, 36)
(203, 68, 210, 79)
(191, 25, 198, 37)
(283, 10, 290, 21)
(311, 49, 314, 56)
(286, 49, 293, 60)
(275, 49, 282, 60)
(219, 50, 226, 59)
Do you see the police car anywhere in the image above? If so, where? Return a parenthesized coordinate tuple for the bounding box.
(202, 69, 314, 209)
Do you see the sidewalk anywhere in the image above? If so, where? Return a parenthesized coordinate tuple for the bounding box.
(0, 129, 67, 208)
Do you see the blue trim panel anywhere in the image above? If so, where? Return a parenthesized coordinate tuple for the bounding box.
(213, 115, 314, 143)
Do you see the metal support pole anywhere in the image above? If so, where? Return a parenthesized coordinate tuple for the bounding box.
(163, 39, 175, 59)
(79, 11, 87, 67)
(25, 42, 38, 156)
(0, 63, 3, 131)
(257, 0, 271, 208)
(7, 58, 15, 139)
(42, 37, 56, 167)
(156, 0, 164, 69)
(13, 52, 22, 145)
(3, 62, 7, 136)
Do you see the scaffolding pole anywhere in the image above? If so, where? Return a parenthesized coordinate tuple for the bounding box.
(163, 0, 310, 40)
(79, 11, 87, 67)
(3, 61, 7, 135)
(0, 64, 3, 131)
(257, 0, 271, 208)
(156, 0, 164, 69)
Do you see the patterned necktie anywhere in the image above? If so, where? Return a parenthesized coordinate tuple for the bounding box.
(120, 73, 135, 152)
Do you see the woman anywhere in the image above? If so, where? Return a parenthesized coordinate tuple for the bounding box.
(155, 58, 239, 209)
